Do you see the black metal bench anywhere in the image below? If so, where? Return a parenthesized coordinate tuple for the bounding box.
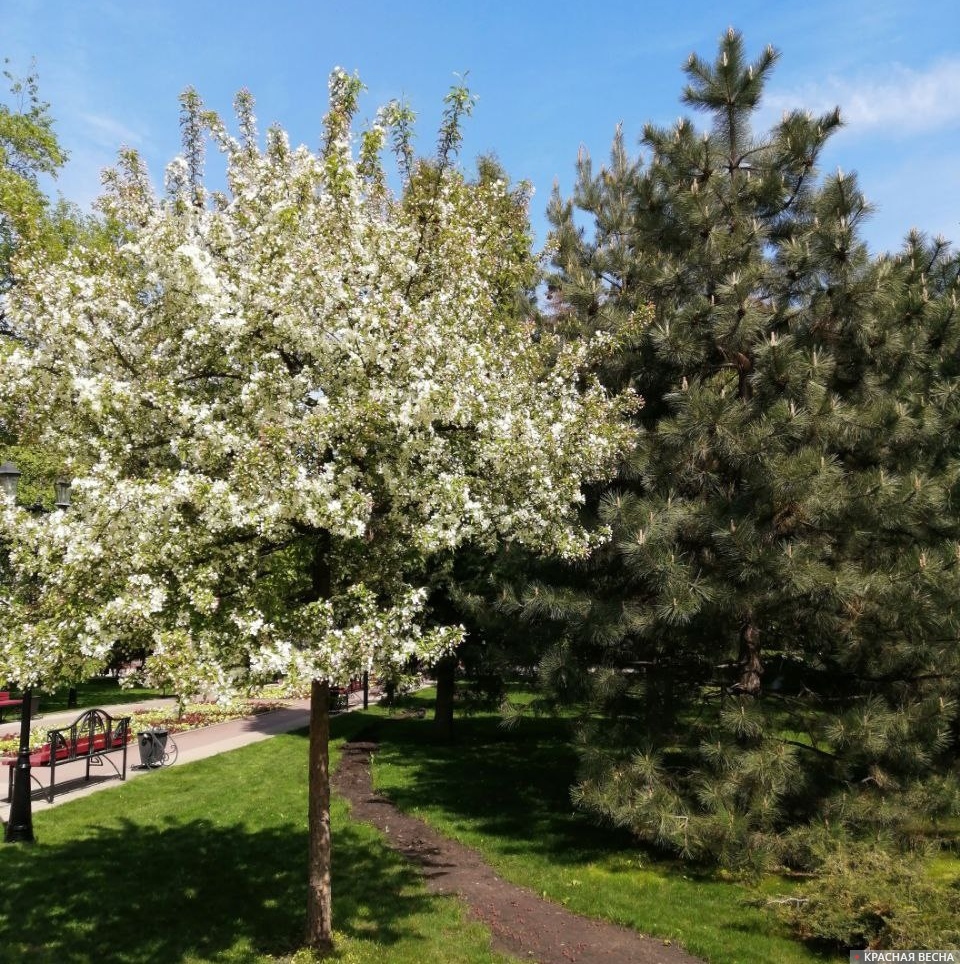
(3, 708, 131, 802)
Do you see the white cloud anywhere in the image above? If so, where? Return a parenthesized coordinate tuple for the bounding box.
(762, 58, 960, 137)
(78, 112, 147, 150)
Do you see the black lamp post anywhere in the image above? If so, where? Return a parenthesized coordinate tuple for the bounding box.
(2, 462, 71, 844)
(4, 685, 35, 843)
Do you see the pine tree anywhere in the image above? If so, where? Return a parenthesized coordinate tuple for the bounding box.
(539, 29, 960, 869)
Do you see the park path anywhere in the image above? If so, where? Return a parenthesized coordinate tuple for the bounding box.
(0, 697, 312, 823)
(333, 739, 704, 964)
(5, 696, 706, 963)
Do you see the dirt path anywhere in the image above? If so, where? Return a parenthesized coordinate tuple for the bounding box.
(333, 740, 704, 964)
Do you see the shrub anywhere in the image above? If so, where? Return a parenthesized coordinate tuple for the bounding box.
(767, 844, 960, 950)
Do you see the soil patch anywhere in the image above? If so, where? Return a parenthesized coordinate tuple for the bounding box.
(333, 739, 704, 964)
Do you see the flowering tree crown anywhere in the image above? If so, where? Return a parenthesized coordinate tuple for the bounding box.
(0, 72, 637, 695)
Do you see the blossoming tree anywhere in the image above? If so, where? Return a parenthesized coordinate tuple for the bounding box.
(0, 73, 635, 949)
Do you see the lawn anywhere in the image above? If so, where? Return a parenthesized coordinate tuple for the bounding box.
(368, 690, 835, 964)
(3, 677, 167, 718)
(1, 685, 852, 963)
(0, 710, 518, 964)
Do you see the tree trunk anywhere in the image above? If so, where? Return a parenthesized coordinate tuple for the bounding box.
(433, 654, 457, 741)
(306, 678, 333, 953)
(733, 618, 763, 696)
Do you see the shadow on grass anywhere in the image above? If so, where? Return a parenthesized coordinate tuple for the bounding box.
(0, 738, 435, 964)
(359, 703, 835, 964)
(370, 711, 643, 869)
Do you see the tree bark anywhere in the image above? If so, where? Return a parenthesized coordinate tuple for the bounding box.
(733, 618, 763, 696)
(306, 678, 333, 953)
(433, 654, 457, 741)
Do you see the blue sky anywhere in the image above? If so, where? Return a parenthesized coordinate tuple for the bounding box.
(4, 0, 959, 255)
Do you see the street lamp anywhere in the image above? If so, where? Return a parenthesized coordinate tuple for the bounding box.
(54, 479, 72, 511)
(2, 462, 72, 844)
(0, 462, 21, 499)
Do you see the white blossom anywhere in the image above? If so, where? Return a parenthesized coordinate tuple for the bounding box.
(0, 78, 637, 695)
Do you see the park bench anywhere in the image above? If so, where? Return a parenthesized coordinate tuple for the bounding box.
(0, 690, 24, 722)
(3, 707, 131, 803)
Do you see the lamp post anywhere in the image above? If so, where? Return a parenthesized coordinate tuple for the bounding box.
(4, 685, 35, 843)
(1, 462, 71, 844)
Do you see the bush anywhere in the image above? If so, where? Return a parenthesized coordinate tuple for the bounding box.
(767, 844, 960, 950)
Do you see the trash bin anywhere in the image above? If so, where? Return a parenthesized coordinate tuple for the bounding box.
(138, 729, 168, 768)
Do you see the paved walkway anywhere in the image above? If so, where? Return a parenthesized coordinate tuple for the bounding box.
(4, 697, 183, 733)
(0, 695, 328, 823)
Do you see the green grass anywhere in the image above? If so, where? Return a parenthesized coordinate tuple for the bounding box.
(4, 677, 167, 718)
(368, 690, 835, 964)
(0, 711, 518, 964)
